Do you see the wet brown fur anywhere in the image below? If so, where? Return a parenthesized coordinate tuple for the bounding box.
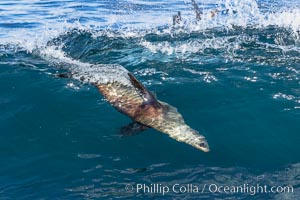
(94, 74, 209, 152)
(96, 81, 163, 127)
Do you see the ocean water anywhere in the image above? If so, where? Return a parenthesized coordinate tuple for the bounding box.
(0, 0, 300, 199)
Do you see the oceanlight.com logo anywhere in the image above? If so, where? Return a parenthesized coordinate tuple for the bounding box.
(124, 183, 294, 196)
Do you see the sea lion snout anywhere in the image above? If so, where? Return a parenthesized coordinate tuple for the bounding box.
(167, 125, 210, 152)
(195, 139, 210, 152)
(188, 131, 210, 152)
(181, 128, 210, 152)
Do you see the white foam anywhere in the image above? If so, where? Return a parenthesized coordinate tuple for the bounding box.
(0, 0, 299, 59)
(273, 92, 300, 107)
(1, 0, 300, 86)
(183, 68, 218, 83)
(1, 0, 300, 47)
(273, 93, 295, 101)
(35, 45, 132, 86)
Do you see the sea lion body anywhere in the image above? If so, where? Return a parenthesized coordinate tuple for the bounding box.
(68, 64, 209, 152)
(96, 72, 209, 152)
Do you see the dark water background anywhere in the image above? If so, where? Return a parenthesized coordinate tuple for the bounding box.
(0, 0, 300, 199)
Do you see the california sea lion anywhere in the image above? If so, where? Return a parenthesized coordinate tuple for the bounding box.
(173, 11, 182, 25)
(69, 64, 209, 152)
(191, 0, 202, 21)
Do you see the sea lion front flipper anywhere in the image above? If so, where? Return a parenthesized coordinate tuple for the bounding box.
(128, 73, 162, 109)
(55, 73, 72, 79)
(120, 122, 149, 135)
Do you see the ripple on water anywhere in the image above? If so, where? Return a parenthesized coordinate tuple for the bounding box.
(64, 163, 300, 199)
(77, 154, 102, 159)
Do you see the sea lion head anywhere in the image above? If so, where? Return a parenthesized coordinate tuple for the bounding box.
(186, 129, 210, 152)
(169, 125, 210, 152)
(153, 102, 210, 152)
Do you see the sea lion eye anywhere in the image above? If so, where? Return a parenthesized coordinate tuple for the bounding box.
(199, 143, 205, 147)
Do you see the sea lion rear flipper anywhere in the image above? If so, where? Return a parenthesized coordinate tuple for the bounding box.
(120, 122, 149, 135)
(128, 73, 162, 109)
